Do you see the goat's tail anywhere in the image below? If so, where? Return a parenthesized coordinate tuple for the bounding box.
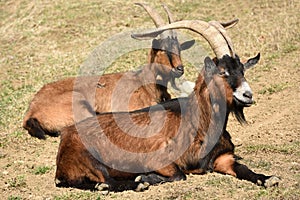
(23, 118, 59, 140)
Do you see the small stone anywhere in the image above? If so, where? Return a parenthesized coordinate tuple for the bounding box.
(135, 182, 150, 192)
(95, 183, 110, 191)
(135, 175, 142, 182)
(55, 178, 61, 185)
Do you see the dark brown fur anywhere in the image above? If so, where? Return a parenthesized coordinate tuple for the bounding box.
(55, 55, 279, 191)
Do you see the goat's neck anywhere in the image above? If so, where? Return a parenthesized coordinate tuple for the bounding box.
(138, 62, 166, 82)
(175, 75, 230, 170)
(137, 63, 169, 101)
(185, 74, 230, 140)
(184, 78, 212, 136)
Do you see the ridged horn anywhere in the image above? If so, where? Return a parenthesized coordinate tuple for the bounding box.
(221, 18, 239, 29)
(135, 3, 165, 27)
(135, 3, 175, 39)
(161, 4, 177, 37)
(162, 4, 175, 23)
(132, 20, 235, 59)
(209, 19, 239, 58)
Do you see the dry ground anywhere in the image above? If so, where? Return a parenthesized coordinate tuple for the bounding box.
(0, 0, 299, 199)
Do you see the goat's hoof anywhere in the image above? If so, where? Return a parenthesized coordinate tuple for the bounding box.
(135, 182, 150, 192)
(95, 183, 110, 191)
(135, 174, 165, 184)
(264, 176, 280, 187)
(55, 178, 61, 185)
(135, 175, 142, 182)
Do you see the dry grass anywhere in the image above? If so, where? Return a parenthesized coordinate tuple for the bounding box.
(0, 0, 299, 199)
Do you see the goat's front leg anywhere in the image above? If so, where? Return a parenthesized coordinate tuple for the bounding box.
(97, 179, 150, 192)
(233, 162, 280, 187)
(213, 153, 280, 187)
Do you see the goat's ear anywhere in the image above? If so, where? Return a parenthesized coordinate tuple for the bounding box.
(212, 57, 218, 64)
(204, 56, 217, 79)
(152, 39, 161, 49)
(244, 53, 260, 70)
(180, 39, 195, 50)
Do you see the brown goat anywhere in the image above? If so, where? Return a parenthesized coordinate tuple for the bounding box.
(22, 4, 195, 139)
(55, 54, 279, 192)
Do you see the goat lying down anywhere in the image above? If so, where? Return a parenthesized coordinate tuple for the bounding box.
(55, 54, 280, 192)
(22, 3, 195, 140)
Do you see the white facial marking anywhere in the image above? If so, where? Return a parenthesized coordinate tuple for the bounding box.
(233, 81, 253, 104)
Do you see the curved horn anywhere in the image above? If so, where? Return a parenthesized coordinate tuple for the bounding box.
(161, 4, 177, 37)
(135, 3, 174, 39)
(135, 3, 165, 27)
(209, 20, 238, 58)
(162, 4, 175, 23)
(221, 18, 239, 29)
(132, 20, 235, 59)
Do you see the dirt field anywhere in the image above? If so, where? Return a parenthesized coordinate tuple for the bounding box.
(0, 0, 299, 199)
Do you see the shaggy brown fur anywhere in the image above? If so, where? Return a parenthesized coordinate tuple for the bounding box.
(55, 55, 279, 192)
(23, 35, 194, 139)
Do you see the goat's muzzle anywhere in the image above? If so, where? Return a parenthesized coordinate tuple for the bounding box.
(233, 96, 253, 107)
(233, 90, 253, 107)
(171, 65, 184, 78)
(233, 81, 254, 107)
